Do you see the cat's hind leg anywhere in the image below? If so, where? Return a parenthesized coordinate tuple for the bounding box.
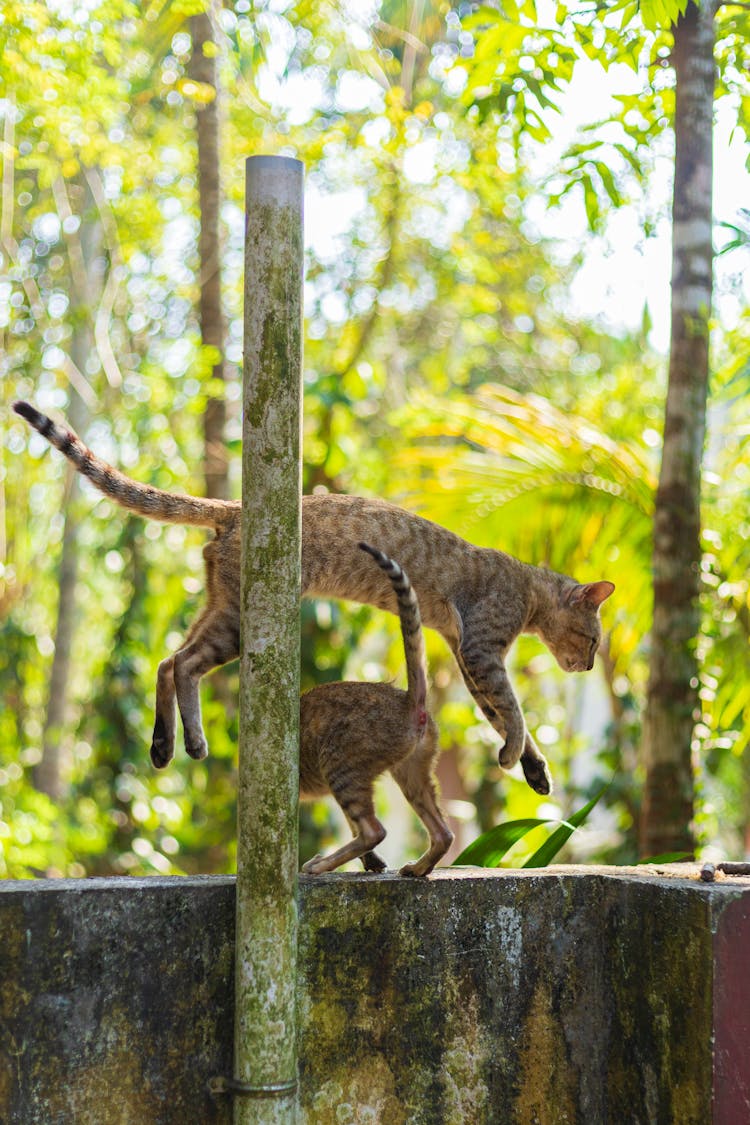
(343, 812, 386, 872)
(151, 607, 213, 765)
(301, 796, 384, 873)
(150, 654, 177, 768)
(390, 728, 453, 877)
(303, 786, 386, 875)
(172, 612, 238, 760)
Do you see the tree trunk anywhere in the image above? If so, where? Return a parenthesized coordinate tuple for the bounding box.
(36, 180, 102, 799)
(189, 11, 228, 501)
(37, 387, 89, 800)
(639, 1, 716, 858)
(188, 11, 235, 730)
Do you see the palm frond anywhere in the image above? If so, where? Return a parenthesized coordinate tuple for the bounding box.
(390, 384, 656, 664)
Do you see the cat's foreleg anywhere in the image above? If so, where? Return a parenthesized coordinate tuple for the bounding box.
(457, 648, 553, 794)
(458, 652, 553, 793)
(455, 648, 527, 767)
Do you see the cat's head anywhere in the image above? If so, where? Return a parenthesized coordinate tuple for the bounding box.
(541, 580, 615, 673)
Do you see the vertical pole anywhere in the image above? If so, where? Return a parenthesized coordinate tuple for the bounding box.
(236, 155, 303, 1124)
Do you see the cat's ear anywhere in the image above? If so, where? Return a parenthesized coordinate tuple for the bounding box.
(566, 581, 615, 607)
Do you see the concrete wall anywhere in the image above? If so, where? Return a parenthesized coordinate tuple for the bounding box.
(1, 866, 749, 1124)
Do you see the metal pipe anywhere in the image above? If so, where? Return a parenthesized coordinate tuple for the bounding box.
(235, 154, 304, 1125)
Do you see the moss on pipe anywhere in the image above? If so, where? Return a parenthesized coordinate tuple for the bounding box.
(237, 154, 304, 1125)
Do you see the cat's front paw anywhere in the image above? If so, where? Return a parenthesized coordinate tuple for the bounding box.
(498, 732, 524, 769)
(521, 753, 553, 795)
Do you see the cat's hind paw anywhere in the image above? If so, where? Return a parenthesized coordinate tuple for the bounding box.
(185, 736, 208, 761)
(362, 851, 387, 874)
(302, 854, 328, 875)
(150, 730, 175, 769)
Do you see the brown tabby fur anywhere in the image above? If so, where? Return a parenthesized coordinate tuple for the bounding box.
(13, 401, 615, 795)
(300, 542, 452, 876)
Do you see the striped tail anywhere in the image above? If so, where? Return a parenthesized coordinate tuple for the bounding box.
(13, 401, 233, 528)
(358, 541, 428, 728)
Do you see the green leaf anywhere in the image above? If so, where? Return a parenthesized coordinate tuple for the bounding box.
(452, 817, 559, 866)
(580, 172, 600, 230)
(523, 784, 609, 868)
(594, 160, 622, 207)
(614, 142, 645, 178)
(640, 0, 689, 30)
(453, 785, 609, 869)
(618, 1, 640, 30)
(460, 6, 506, 31)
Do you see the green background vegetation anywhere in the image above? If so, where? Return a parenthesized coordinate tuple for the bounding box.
(0, 0, 748, 878)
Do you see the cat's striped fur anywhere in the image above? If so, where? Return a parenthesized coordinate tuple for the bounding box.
(13, 400, 615, 796)
(13, 400, 234, 527)
(299, 543, 452, 876)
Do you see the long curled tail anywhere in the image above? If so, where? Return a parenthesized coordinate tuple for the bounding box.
(359, 541, 428, 730)
(13, 401, 234, 528)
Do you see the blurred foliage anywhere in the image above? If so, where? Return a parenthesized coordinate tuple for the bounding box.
(0, 0, 748, 878)
(455, 0, 749, 231)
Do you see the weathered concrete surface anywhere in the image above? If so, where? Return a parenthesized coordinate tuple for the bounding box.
(1, 866, 748, 1124)
(0, 875, 235, 1125)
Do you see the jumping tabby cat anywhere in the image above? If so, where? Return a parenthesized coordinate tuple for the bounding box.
(13, 400, 614, 795)
(300, 542, 452, 876)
